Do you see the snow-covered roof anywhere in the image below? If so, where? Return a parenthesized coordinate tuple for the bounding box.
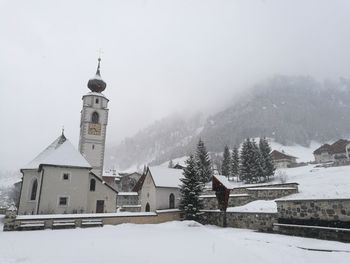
(118, 192, 138, 196)
(227, 200, 277, 213)
(103, 169, 119, 177)
(148, 167, 184, 188)
(213, 175, 235, 190)
(22, 134, 91, 170)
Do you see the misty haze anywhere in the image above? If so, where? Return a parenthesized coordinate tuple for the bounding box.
(1, 1, 350, 263)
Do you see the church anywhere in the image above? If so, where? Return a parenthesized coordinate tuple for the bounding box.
(17, 59, 118, 215)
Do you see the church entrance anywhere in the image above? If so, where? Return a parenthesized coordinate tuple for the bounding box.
(145, 203, 150, 212)
(96, 200, 104, 213)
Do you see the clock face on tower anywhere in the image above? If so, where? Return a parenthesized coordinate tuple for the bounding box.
(88, 123, 101, 135)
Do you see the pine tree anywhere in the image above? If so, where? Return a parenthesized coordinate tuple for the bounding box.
(259, 137, 276, 181)
(250, 139, 264, 183)
(179, 155, 204, 220)
(221, 145, 231, 178)
(239, 138, 253, 183)
(195, 139, 213, 183)
(230, 146, 239, 181)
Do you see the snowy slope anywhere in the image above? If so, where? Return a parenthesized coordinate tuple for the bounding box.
(277, 164, 350, 200)
(269, 140, 320, 163)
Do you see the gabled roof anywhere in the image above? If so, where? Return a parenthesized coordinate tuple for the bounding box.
(132, 173, 146, 192)
(330, 139, 349, 154)
(213, 175, 234, 190)
(22, 134, 91, 170)
(148, 167, 184, 188)
(313, 139, 350, 155)
(271, 150, 296, 161)
(313, 143, 332, 155)
(133, 166, 184, 190)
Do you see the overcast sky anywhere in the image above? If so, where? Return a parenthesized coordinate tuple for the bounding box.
(1, 0, 350, 170)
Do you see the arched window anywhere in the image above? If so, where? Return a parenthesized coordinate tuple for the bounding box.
(91, 112, 99, 123)
(145, 203, 150, 212)
(90, 178, 96, 191)
(30, 179, 38, 201)
(169, 193, 175, 209)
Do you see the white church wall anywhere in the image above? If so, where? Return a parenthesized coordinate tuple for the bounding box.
(37, 166, 90, 214)
(156, 188, 180, 210)
(87, 174, 117, 213)
(18, 169, 41, 215)
(140, 173, 157, 212)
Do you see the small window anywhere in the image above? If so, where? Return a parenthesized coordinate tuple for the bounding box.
(95, 98, 99, 104)
(92, 144, 95, 150)
(59, 197, 68, 206)
(30, 179, 38, 201)
(62, 173, 70, 180)
(169, 193, 175, 209)
(90, 178, 96, 191)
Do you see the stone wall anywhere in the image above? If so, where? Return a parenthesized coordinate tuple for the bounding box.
(231, 183, 299, 195)
(247, 188, 298, 200)
(201, 195, 218, 210)
(228, 194, 252, 207)
(200, 211, 277, 232)
(274, 224, 350, 242)
(276, 198, 350, 221)
(201, 194, 252, 210)
(119, 205, 141, 212)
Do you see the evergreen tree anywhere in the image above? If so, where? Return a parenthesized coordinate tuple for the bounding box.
(221, 145, 231, 178)
(179, 155, 204, 220)
(230, 146, 239, 181)
(259, 137, 276, 181)
(250, 139, 264, 183)
(195, 139, 213, 183)
(239, 138, 253, 183)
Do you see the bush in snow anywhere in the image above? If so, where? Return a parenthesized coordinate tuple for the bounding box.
(276, 170, 288, 184)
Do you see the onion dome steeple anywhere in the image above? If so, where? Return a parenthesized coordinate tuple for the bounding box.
(87, 57, 107, 93)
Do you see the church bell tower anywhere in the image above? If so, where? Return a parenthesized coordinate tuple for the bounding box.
(79, 58, 109, 177)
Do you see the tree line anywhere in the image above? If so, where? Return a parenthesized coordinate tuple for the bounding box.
(179, 137, 275, 220)
(221, 137, 275, 183)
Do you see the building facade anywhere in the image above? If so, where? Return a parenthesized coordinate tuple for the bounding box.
(135, 167, 183, 212)
(313, 139, 350, 163)
(271, 150, 297, 169)
(18, 134, 117, 215)
(18, 59, 118, 215)
(78, 58, 109, 177)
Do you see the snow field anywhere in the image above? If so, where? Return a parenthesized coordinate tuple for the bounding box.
(0, 219, 349, 263)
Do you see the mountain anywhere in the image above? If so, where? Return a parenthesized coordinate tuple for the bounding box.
(106, 75, 350, 170)
(201, 75, 350, 151)
(105, 113, 206, 170)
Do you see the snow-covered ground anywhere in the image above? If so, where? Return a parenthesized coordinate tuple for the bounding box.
(227, 200, 277, 213)
(278, 164, 350, 200)
(225, 164, 350, 201)
(269, 140, 320, 163)
(0, 218, 349, 263)
(223, 164, 350, 213)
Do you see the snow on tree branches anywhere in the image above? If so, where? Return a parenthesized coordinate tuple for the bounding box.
(179, 155, 204, 220)
(195, 139, 213, 183)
